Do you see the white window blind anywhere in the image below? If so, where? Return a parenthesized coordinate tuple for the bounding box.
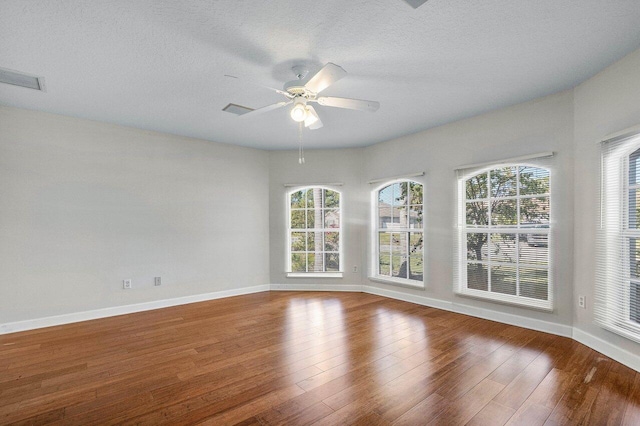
(455, 159, 553, 310)
(595, 133, 640, 343)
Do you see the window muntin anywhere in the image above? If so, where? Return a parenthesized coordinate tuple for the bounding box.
(375, 181, 424, 285)
(288, 187, 341, 273)
(460, 166, 551, 309)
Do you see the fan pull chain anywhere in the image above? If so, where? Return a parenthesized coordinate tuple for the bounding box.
(298, 122, 305, 164)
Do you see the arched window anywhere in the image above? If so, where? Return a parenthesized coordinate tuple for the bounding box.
(374, 181, 424, 286)
(287, 187, 341, 274)
(458, 165, 551, 309)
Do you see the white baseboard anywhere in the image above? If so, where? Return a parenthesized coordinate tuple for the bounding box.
(0, 284, 270, 335)
(572, 328, 640, 373)
(362, 285, 573, 338)
(271, 283, 364, 292)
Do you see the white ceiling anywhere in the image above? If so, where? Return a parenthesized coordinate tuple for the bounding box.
(1, 1, 640, 150)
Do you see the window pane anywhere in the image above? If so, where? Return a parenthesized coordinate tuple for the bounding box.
(491, 167, 517, 197)
(490, 233, 517, 264)
(291, 210, 305, 229)
(391, 233, 407, 257)
(379, 206, 392, 228)
(409, 232, 423, 257)
(409, 206, 423, 228)
(306, 209, 316, 229)
(324, 209, 340, 228)
(291, 190, 306, 208)
(466, 173, 488, 199)
(324, 190, 340, 208)
(629, 189, 640, 229)
(325, 253, 339, 272)
(631, 281, 640, 324)
(467, 263, 488, 291)
(467, 233, 488, 261)
(520, 234, 548, 266)
(306, 188, 323, 208)
(466, 201, 489, 226)
(409, 256, 423, 281)
(392, 254, 407, 279)
(394, 182, 407, 207)
(630, 238, 640, 279)
(308, 253, 322, 272)
(491, 265, 517, 295)
(291, 232, 305, 252)
(379, 232, 391, 254)
(379, 254, 391, 276)
(520, 197, 549, 224)
(379, 184, 394, 205)
(410, 182, 423, 205)
(520, 166, 549, 195)
(291, 254, 306, 272)
(306, 232, 316, 250)
(520, 268, 548, 300)
(491, 199, 517, 226)
(324, 232, 339, 252)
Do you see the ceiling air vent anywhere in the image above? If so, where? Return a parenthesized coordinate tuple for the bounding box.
(222, 103, 254, 116)
(0, 67, 45, 91)
(402, 0, 429, 8)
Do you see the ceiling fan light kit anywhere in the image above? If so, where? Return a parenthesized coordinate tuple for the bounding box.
(225, 62, 380, 131)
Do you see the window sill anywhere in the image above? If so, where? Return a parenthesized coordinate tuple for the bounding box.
(286, 272, 343, 278)
(455, 288, 553, 312)
(368, 275, 425, 289)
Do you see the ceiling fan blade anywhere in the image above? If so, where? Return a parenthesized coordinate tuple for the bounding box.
(316, 96, 380, 112)
(305, 105, 323, 130)
(304, 63, 347, 94)
(224, 74, 292, 98)
(240, 101, 292, 118)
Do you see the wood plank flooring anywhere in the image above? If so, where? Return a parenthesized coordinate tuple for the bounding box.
(1, 291, 639, 425)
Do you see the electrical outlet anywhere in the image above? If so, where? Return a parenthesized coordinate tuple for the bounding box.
(578, 295, 586, 309)
(353, 266, 358, 273)
(123, 279, 132, 289)
(154, 277, 161, 286)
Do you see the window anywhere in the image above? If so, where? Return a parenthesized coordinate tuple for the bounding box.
(287, 187, 341, 276)
(456, 165, 551, 310)
(373, 181, 424, 286)
(596, 133, 640, 343)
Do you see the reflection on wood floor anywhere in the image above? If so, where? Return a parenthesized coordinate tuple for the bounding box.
(1, 291, 639, 425)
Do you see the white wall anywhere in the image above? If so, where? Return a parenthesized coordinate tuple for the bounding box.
(573, 48, 640, 355)
(0, 106, 270, 323)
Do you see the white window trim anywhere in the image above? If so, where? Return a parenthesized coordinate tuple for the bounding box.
(370, 179, 425, 288)
(285, 186, 343, 276)
(455, 164, 553, 311)
(596, 134, 640, 343)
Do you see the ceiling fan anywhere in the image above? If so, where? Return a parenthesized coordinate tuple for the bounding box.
(224, 63, 380, 130)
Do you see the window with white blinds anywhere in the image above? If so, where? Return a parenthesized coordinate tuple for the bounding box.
(455, 165, 552, 310)
(373, 180, 424, 287)
(596, 133, 640, 343)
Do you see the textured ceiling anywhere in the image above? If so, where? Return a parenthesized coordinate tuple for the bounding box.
(1, 0, 640, 150)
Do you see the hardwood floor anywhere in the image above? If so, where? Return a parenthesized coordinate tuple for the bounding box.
(1, 291, 639, 425)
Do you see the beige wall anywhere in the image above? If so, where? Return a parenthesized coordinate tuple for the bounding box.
(0, 107, 270, 323)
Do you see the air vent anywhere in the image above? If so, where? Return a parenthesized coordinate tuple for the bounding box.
(0, 67, 45, 91)
(402, 0, 429, 8)
(222, 103, 254, 115)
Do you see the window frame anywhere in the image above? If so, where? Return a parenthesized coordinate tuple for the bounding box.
(371, 179, 425, 288)
(597, 139, 640, 342)
(456, 164, 553, 311)
(286, 186, 343, 278)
